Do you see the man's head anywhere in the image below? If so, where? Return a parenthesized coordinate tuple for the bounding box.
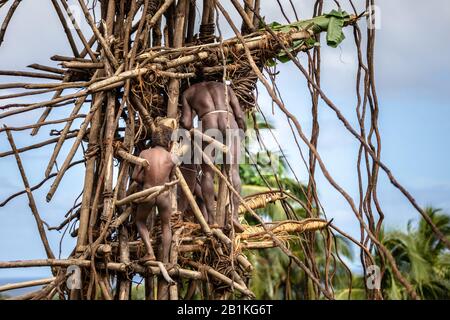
(151, 124, 173, 149)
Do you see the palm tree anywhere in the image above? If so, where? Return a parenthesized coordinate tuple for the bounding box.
(379, 207, 450, 299)
(336, 207, 450, 300)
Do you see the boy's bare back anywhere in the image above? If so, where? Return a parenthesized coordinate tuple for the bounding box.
(134, 146, 175, 189)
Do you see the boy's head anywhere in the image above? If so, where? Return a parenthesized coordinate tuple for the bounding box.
(151, 124, 173, 149)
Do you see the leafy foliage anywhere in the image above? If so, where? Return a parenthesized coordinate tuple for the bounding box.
(335, 207, 450, 300)
(379, 208, 450, 299)
(265, 9, 351, 65)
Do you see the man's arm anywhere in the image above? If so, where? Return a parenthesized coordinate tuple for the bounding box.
(181, 94, 193, 130)
(228, 87, 246, 131)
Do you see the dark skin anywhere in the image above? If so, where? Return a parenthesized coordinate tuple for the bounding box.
(177, 164, 209, 222)
(132, 145, 175, 263)
(181, 81, 246, 230)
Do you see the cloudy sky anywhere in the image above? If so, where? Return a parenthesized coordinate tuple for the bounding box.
(0, 1, 449, 279)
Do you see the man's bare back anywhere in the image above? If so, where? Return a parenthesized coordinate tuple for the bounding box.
(181, 81, 246, 131)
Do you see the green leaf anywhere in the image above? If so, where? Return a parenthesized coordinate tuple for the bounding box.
(265, 58, 277, 67)
(325, 9, 349, 48)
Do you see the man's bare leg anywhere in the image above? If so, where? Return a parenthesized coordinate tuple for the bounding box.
(135, 202, 156, 261)
(178, 164, 197, 214)
(194, 183, 209, 223)
(227, 126, 245, 232)
(200, 164, 216, 224)
(230, 162, 245, 232)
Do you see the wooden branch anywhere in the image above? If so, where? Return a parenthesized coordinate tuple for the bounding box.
(212, 228, 232, 247)
(115, 186, 164, 206)
(27, 63, 65, 75)
(50, 0, 80, 57)
(130, 93, 156, 131)
(0, 70, 64, 80)
(76, 0, 119, 69)
(51, 55, 92, 63)
(0, 258, 205, 282)
(111, 206, 133, 228)
(7, 289, 42, 300)
(97, 91, 116, 224)
(48, 208, 80, 231)
(188, 261, 255, 297)
(0, 114, 86, 133)
(87, 67, 152, 92)
(0, 87, 71, 100)
(0, 277, 55, 293)
(4, 128, 56, 260)
(0, 132, 78, 158)
(0, 0, 21, 47)
(230, 0, 254, 32)
(115, 180, 178, 207)
(45, 96, 87, 178)
(0, 91, 86, 120)
(0, 81, 88, 90)
(117, 226, 131, 300)
(0, 160, 84, 208)
(149, 0, 175, 28)
(236, 254, 253, 272)
(46, 93, 105, 202)
(116, 149, 149, 167)
(186, 0, 196, 43)
(59, 0, 98, 61)
(76, 92, 103, 251)
(175, 167, 212, 235)
(144, 260, 176, 285)
(98, 277, 112, 300)
(61, 61, 105, 69)
(167, 0, 187, 118)
(169, 227, 184, 300)
(157, 70, 195, 79)
(191, 128, 229, 153)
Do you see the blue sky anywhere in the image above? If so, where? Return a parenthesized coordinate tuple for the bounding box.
(0, 1, 449, 279)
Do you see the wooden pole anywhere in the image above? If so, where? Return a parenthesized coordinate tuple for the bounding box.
(175, 167, 212, 235)
(0, 277, 55, 293)
(76, 93, 103, 252)
(4, 128, 56, 261)
(167, 0, 187, 118)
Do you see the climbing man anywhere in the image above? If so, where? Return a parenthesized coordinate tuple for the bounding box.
(180, 81, 246, 232)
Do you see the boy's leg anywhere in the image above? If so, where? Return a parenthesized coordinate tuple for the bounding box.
(135, 202, 156, 261)
(157, 192, 173, 264)
(157, 192, 173, 300)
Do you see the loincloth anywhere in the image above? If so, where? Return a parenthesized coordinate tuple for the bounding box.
(199, 109, 234, 120)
